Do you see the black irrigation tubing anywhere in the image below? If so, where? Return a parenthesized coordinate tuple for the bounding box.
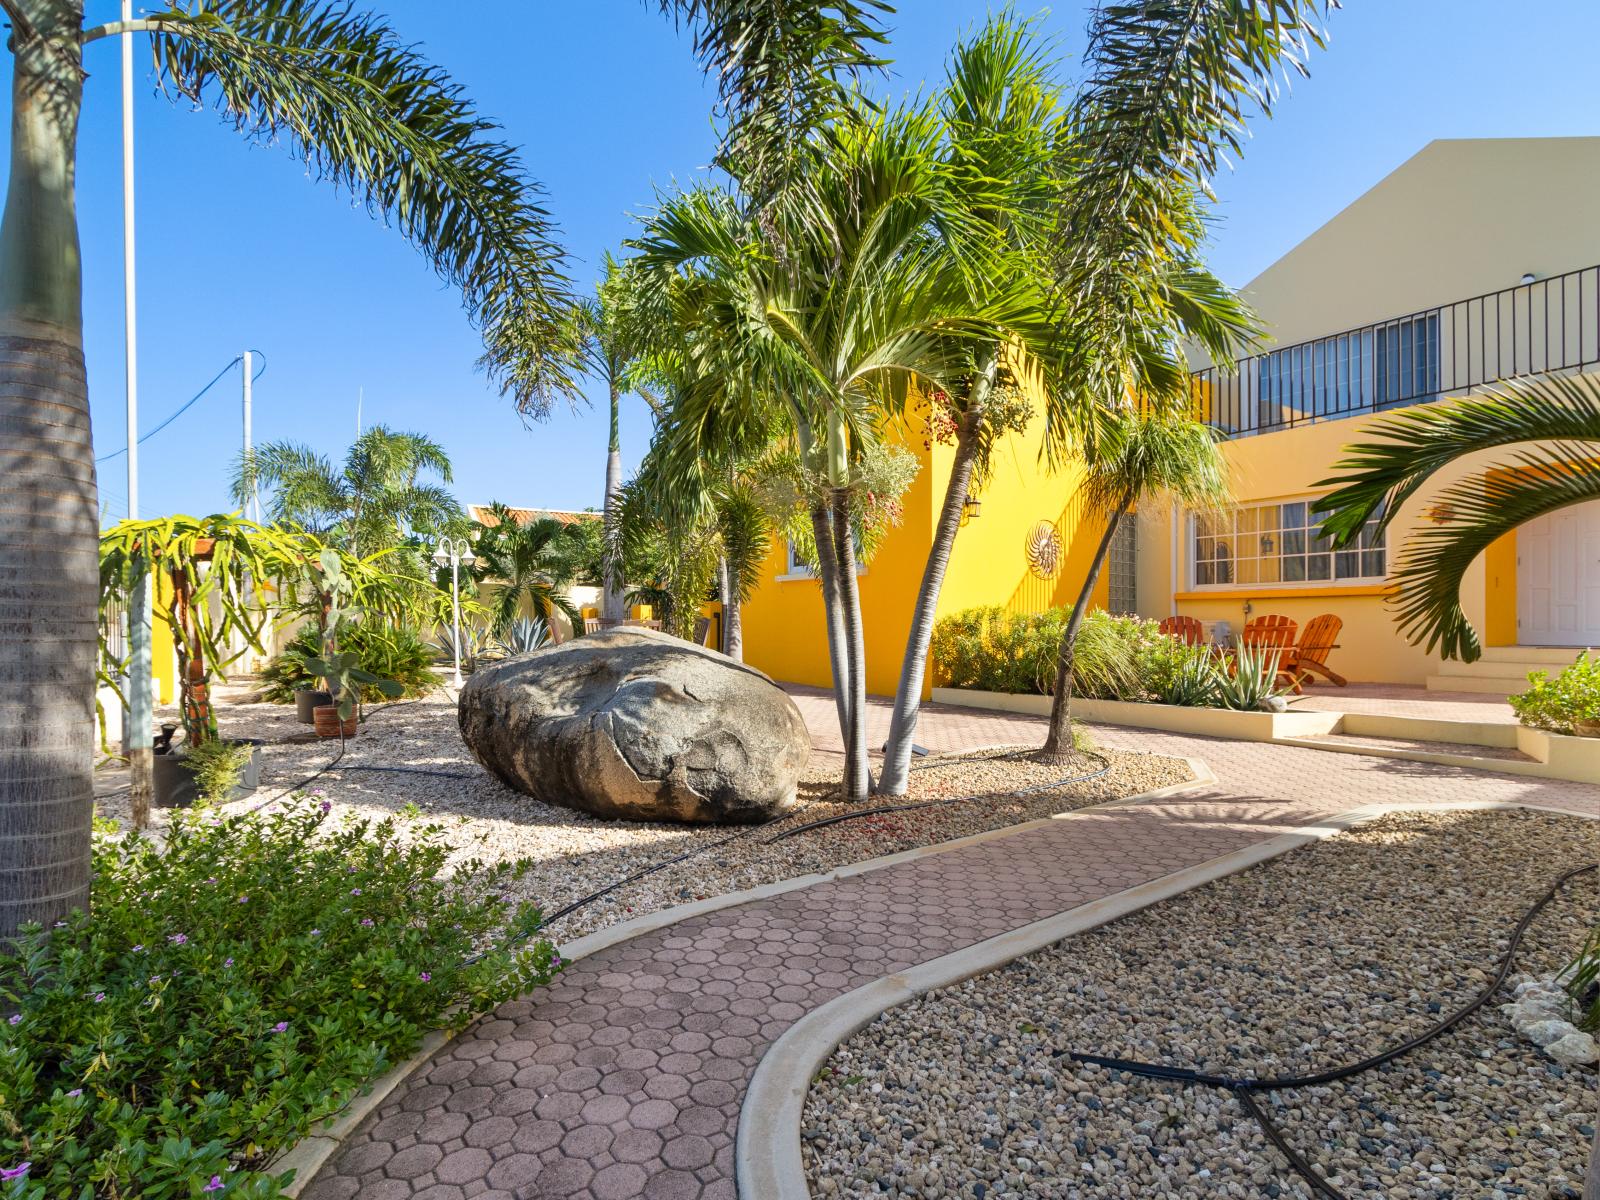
(1065, 861, 1597, 1200)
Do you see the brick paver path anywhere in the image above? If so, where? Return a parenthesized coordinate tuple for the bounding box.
(303, 703, 1597, 1200)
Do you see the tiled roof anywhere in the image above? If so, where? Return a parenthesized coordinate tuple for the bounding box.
(467, 504, 601, 528)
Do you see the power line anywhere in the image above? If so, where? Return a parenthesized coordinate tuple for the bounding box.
(96, 350, 268, 464)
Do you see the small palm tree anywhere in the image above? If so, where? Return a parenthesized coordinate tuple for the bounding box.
(232, 425, 460, 558)
(1313, 374, 1600, 662)
(469, 503, 588, 635)
(1039, 411, 1229, 757)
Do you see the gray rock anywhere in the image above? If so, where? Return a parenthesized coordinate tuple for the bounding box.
(1544, 1031, 1599, 1066)
(458, 627, 809, 823)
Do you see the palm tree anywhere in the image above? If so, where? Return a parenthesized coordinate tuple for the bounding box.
(578, 255, 654, 622)
(0, 0, 574, 935)
(469, 503, 587, 635)
(633, 101, 1031, 800)
(232, 425, 460, 558)
(1038, 410, 1228, 757)
(1313, 375, 1600, 663)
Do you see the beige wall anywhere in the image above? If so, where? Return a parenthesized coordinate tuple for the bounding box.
(1213, 137, 1600, 353)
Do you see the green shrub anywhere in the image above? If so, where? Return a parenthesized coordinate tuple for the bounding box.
(932, 606, 1172, 699)
(260, 623, 440, 705)
(1071, 612, 1160, 701)
(0, 800, 558, 1196)
(183, 739, 255, 803)
(1146, 640, 1221, 707)
(1509, 652, 1600, 734)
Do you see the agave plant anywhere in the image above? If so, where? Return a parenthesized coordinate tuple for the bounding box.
(495, 617, 553, 659)
(1214, 643, 1290, 712)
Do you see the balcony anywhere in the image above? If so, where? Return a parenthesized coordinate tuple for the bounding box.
(1191, 264, 1600, 437)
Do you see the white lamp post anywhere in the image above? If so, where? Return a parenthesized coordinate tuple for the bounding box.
(433, 536, 475, 688)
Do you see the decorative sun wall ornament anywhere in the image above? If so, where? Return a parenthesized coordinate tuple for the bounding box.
(1025, 520, 1063, 579)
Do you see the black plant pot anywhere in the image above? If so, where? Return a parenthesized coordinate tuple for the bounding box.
(294, 688, 332, 724)
(152, 740, 263, 809)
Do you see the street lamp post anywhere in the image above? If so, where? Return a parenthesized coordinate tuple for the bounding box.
(433, 536, 475, 688)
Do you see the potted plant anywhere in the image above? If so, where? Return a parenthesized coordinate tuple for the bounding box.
(305, 614, 402, 739)
(152, 735, 262, 809)
(289, 549, 355, 724)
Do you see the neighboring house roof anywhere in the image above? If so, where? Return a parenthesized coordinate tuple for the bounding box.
(468, 504, 601, 528)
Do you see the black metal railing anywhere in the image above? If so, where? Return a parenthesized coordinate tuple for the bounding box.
(1191, 264, 1600, 437)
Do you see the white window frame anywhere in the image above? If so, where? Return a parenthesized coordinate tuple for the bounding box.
(1186, 496, 1387, 590)
(776, 536, 867, 582)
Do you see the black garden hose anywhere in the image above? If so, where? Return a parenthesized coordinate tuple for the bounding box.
(1066, 861, 1597, 1200)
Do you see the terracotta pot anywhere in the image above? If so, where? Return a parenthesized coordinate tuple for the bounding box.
(313, 704, 358, 739)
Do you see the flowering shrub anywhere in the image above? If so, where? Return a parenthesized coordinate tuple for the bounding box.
(0, 799, 559, 1197)
(1510, 651, 1600, 734)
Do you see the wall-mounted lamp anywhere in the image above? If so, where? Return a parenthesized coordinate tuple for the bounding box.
(962, 494, 982, 520)
(1259, 533, 1275, 554)
(1520, 272, 1538, 285)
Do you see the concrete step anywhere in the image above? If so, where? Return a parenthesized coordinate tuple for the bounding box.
(1434, 660, 1550, 681)
(1287, 731, 1535, 768)
(1424, 674, 1521, 696)
(1479, 645, 1592, 665)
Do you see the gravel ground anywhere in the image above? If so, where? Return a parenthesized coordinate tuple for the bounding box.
(806, 808, 1599, 1200)
(93, 692, 1191, 943)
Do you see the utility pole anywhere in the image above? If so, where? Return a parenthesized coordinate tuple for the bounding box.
(242, 350, 256, 521)
(122, 0, 153, 828)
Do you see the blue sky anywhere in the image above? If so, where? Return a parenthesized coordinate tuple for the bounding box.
(10, 2, 1598, 523)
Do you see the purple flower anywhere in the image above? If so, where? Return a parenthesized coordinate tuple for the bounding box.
(237, 895, 249, 905)
(419, 972, 431, 982)
(309, 929, 321, 938)
(269, 1021, 288, 1034)
(131, 944, 145, 953)
(168, 933, 188, 945)
(319, 801, 331, 815)
(350, 887, 362, 896)
(66, 1088, 81, 1098)
(204, 1175, 225, 1193)
(92, 993, 106, 1003)
(6, 1014, 18, 1026)
(204, 877, 218, 885)
(148, 976, 161, 986)
(0, 1162, 29, 1182)
(223, 958, 234, 969)
(360, 918, 374, 928)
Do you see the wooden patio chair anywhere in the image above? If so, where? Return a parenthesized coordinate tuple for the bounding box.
(1158, 615, 1206, 646)
(692, 616, 712, 646)
(1278, 613, 1347, 691)
(1240, 613, 1298, 652)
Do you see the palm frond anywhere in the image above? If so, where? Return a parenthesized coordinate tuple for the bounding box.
(147, 0, 580, 413)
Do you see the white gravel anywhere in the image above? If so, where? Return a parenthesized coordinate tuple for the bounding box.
(94, 692, 1192, 944)
(805, 808, 1599, 1200)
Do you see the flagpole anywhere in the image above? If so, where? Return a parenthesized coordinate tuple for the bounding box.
(122, 0, 153, 827)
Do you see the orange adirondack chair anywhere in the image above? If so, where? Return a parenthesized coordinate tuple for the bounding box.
(1158, 615, 1206, 645)
(1240, 613, 1298, 652)
(1278, 614, 1347, 691)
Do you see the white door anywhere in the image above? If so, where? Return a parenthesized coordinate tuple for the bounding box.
(1518, 499, 1600, 645)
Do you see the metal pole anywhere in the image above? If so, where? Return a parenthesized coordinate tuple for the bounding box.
(122, 0, 153, 828)
(242, 350, 255, 521)
(450, 548, 463, 689)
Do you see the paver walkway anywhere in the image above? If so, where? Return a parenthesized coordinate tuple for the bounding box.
(303, 707, 1597, 1200)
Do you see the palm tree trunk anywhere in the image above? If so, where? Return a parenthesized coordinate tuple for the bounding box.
(831, 486, 871, 800)
(808, 501, 852, 745)
(601, 381, 625, 622)
(0, 0, 97, 934)
(1040, 500, 1129, 761)
(718, 555, 745, 660)
(878, 360, 995, 796)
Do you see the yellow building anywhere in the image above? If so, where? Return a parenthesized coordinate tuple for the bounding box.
(741, 137, 1600, 697)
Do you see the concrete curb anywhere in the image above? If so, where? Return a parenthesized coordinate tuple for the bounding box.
(278, 753, 1210, 1194)
(735, 798, 1598, 1200)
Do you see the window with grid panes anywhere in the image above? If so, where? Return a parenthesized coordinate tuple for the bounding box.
(1190, 499, 1385, 588)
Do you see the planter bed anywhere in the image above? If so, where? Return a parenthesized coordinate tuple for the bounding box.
(805, 807, 1597, 1200)
(931, 686, 1342, 740)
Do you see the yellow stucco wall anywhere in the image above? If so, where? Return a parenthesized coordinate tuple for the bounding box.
(740, 399, 1105, 699)
(1135, 400, 1521, 685)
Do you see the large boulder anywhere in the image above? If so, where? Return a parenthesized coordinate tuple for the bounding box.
(458, 627, 810, 824)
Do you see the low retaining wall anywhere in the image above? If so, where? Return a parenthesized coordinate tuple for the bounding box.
(930, 688, 1342, 741)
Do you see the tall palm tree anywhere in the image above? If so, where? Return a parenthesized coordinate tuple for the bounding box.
(469, 502, 587, 635)
(232, 425, 460, 558)
(1313, 375, 1600, 662)
(633, 103, 1031, 800)
(1038, 410, 1228, 757)
(579, 254, 654, 622)
(0, 0, 574, 935)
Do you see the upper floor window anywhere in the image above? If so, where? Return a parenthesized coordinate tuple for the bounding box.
(781, 532, 865, 579)
(1190, 498, 1385, 588)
